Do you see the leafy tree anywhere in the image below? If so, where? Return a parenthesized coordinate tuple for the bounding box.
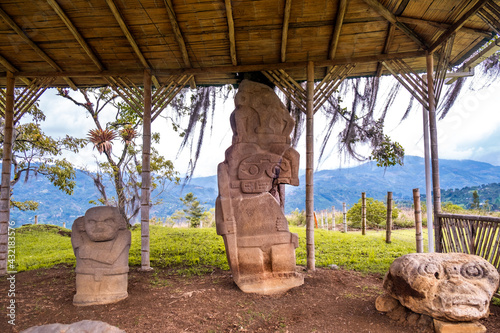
(57, 88, 179, 224)
(0, 101, 85, 211)
(347, 197, 399, 229)
(470, 190, 480, 210)
(180, 192, 205, 228)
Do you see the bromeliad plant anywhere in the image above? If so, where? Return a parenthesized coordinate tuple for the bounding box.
(58, 88, 179, 225)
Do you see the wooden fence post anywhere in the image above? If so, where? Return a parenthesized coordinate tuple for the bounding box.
(413, 188, 424, 253)
(332, 206, 336, 231)
(343, 203, 347, 232)
(361, 192, 366, 235)
(386, 192, 393, 244)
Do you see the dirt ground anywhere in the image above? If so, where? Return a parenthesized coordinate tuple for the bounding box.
(1, 265, 499, 333)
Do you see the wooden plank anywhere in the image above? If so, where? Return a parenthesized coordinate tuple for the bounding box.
(281, 0, 292, 62)
(225, 0, 237, 66)
(429, 0, 490, 53)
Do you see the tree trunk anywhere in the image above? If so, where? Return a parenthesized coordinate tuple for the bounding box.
(0, 72, 15, 275)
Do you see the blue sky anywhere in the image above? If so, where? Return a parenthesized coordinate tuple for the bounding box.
(36, 75, 500, 177)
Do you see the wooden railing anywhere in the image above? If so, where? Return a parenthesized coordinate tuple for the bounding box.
(437, 213, 500, 297)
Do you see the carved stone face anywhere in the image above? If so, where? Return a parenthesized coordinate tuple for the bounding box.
(384, 253, 500, 321)
(84, 207, 123, 242)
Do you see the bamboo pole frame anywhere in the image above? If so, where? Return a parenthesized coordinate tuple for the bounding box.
(0, 71, 14, 275)
(306, 61, 315, 271)
(140, 69, 153, 271)
(426, 52, 443, 252)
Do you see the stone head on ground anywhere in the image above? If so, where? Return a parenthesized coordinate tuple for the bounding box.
(383, 252, 500, 321)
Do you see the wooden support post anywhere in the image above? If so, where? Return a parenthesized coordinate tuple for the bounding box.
(342, 202, 347, 233)
(422, 75, 434, 253)
(386, 192, 393, 244)
(426, 52, 442, 252)
(361, 192, 366, 235)
(413, 188, 424, 253)
(0, 71, 14, 275)
(306, 61, 315, 271)
(141, 69, 153, 271)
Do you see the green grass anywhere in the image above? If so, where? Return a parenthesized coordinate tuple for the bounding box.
(294, 227, 426, 275)
(15, 225, 75, 271)
(13, 224, 425, 276)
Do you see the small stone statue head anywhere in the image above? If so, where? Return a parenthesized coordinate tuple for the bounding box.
(84, 206, 126, 242)
(384, 253, 500, 321)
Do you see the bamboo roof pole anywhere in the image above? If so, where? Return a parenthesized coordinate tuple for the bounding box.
(163, 0, 196, 88)
(306, 61, 315, 271)
(280, 0, 292, 63)
(0, 71, 14, 275)
(141, 69, 153, 271)
(428, 0, 489, 53)
(105, 0, 160, 88)
(426, 52, 442, 252)
(0, 7, 76, 89)
(46, 0, 105, 71)
(225, 0, 237, 66)
(0, 54, 30, 85)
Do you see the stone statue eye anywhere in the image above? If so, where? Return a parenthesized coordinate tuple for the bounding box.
(248, 165, 259, 175)
(418, 263, 442, 279)
(461, 263, 485, 279)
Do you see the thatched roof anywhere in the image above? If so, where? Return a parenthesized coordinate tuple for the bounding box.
(0, 0, 497, 87)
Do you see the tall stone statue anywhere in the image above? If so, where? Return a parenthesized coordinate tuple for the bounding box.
(216, 79, 304, 294)
(71, 206, 131, 306)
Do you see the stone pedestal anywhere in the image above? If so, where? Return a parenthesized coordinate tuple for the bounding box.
(71, 206, 131, 306)
(216, 80, 303, 295)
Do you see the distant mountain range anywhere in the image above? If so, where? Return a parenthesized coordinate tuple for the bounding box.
(9, 156, 500, 227)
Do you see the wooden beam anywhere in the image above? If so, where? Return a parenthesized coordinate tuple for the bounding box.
(362, 0, 429, 49)
(329, 0, 348, 60)
(281, 0, 292, 63)
(0, 53, 30, 85)
(12, 50, 427, 79)
(398, 16, 492, 38)
(163, 0, 191, 68)
(105, 0, 160, 88)
(46, 0, 105, 71)
(376, 23, 396, 77)
(429, 0, 490, 53)
(162, 0, 196, 88)
(0, 6, 77, 89)
(225, 0, 237, 66)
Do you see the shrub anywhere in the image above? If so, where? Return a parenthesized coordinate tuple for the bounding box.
(287, 209, 306, 226)
(347, 197, 399, 229)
